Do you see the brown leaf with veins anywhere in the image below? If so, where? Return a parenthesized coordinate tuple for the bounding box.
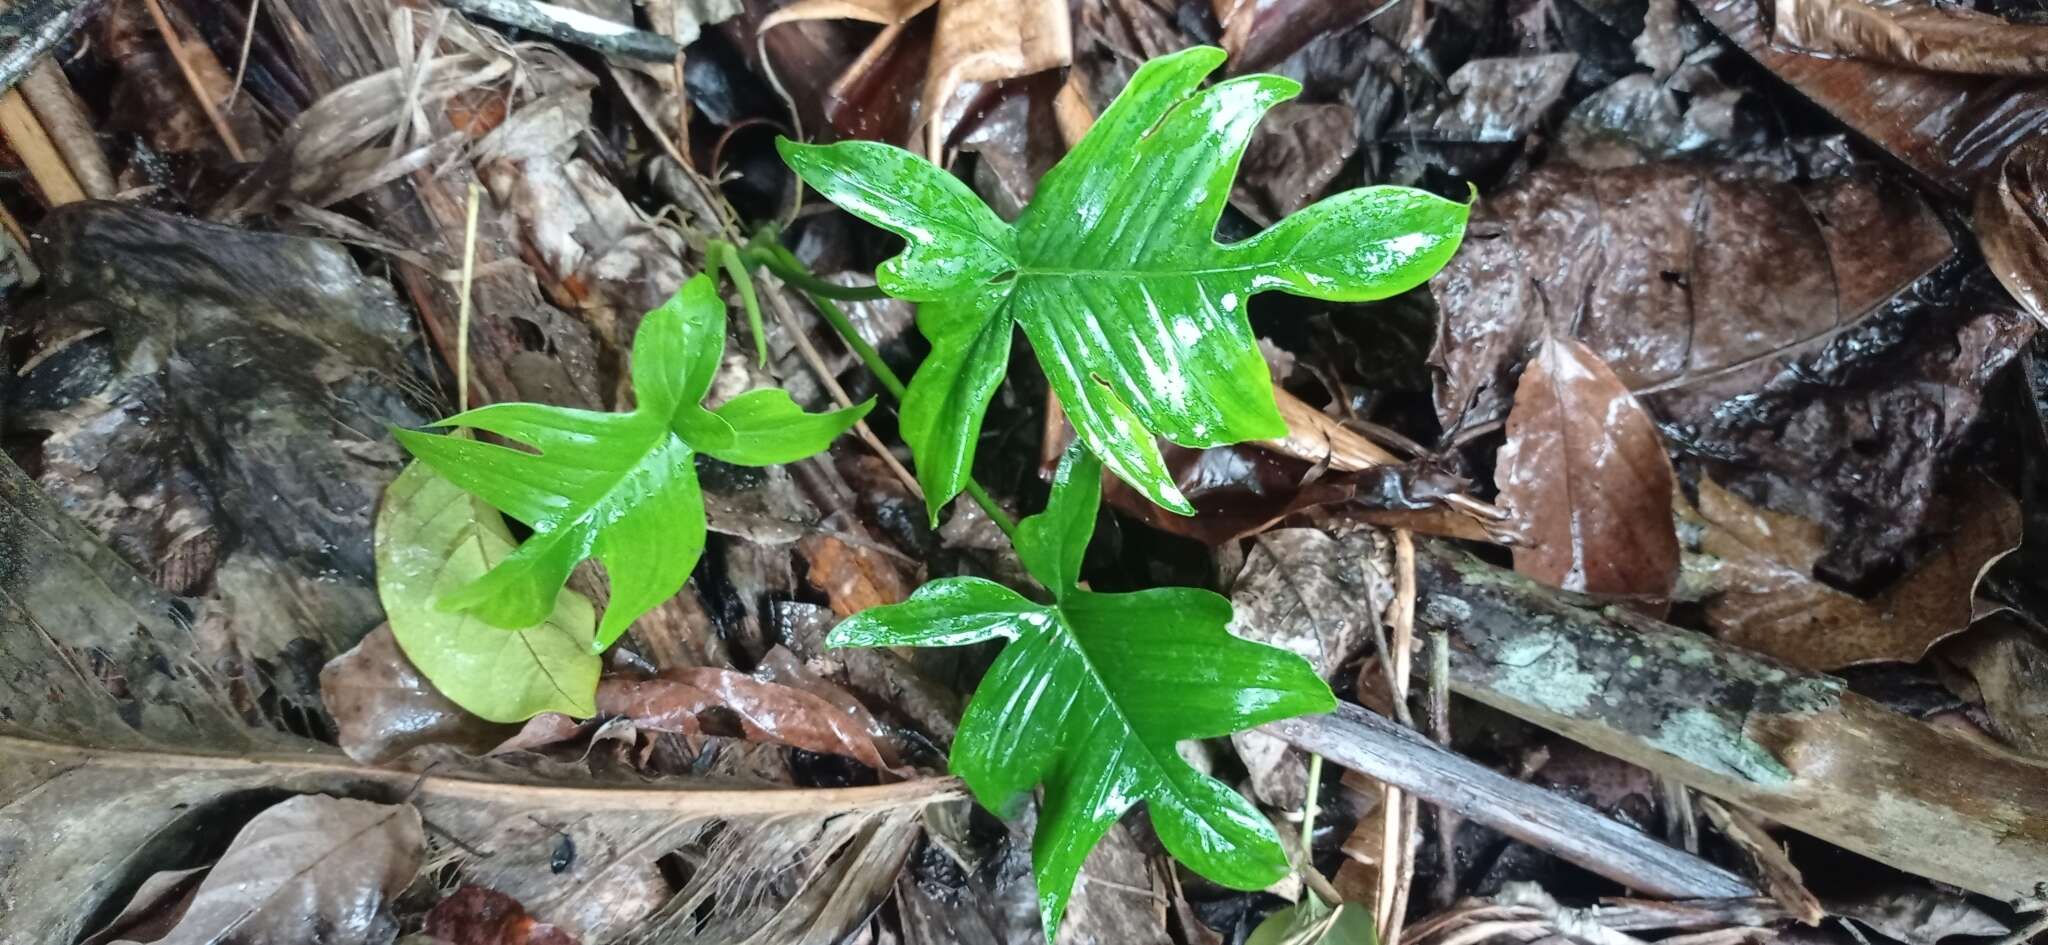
(597, 666, 901, 772)
(1770, 0, 2048, 76)
(1496, 335, 1679, 611)
(1692, 0, 2048, 195)
(1977, 135, 2048, 329)
(108, 796, 423, 945)
(1429, 162, 1952, 430)
(320, 624, 517, 765)
(922, 0, 1071, 158)
(1690, 477, 2020, 670)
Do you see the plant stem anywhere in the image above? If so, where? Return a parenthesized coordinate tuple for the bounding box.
(748, 238, 1020, 541)
(748, 243, 893, 301)
(709, 240, 770, 365)
(1301, 751, 1323, 855)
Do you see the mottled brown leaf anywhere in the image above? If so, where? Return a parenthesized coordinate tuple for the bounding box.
(1496, 336, 1680, 608)
(1690, 477, 2020, 670)
(1977, 135, 2048, 329)
(922, 0, 1070, 158)
(1938, 618, 2048, 760)
(1430, 162, 1952, 430)
(596, 666, 899, 771)
(799, 533, 916, 616)
(319, 624, 518, 765)
(424, 885, 580, 945)
(1692, 0, 2048, 195)
(1771, 0, 2048, 76)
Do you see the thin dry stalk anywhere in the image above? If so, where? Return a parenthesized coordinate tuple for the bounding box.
(0, 88, 83, 204)
(456, 180, 482, 412)
(139, 0, 248, 161)
(226, 0, 262, 110)
(1379, 528, 1419, 945)
(18, 60, 113, 199)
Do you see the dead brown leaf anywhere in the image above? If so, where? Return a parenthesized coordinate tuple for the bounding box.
(107, 796, 423, 945)
(596, 666, 899, 772)
(922, 0, 1071, 158)
(1496, 335, 1680, 609)
(1937, 618, 2048, 760)
(1690, 477, 2020, 670)
(1693, 0, 2048, 195)
(1977, 135, 2048, 329)
(799, 532, 916, 616)
(1430, 162, 1953, 431)
(320, 624, 517, 765)
(424, 885, 581, 945)
(1771, 0, 2048, 76)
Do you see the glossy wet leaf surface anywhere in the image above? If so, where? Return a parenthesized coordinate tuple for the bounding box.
(780, 45, 1467, 517)
(828, 446, 1336, 936)
(373, 463, 601, 723)
(396, 273, 872, 651)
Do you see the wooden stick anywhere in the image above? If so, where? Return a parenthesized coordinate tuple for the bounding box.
(0, 87, 83, 204)
(18, 59, 113, 199)
(1411, 540, 2048, 903)
(1269, 704, 1757, 900)
(139, 0, 248, 161)
(0, 0, 101, 94)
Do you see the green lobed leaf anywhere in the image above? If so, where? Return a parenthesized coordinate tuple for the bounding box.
(780, 45, 1469, 519)
(395, 273, 863, 652)
(374, 462, 600, 722)
(827, 448, 1337, 938)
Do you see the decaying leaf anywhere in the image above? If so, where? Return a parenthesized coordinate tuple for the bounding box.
(1688, 477, 2020, 670)
(1403, 54, 1579, 145)
(1430, 162, 1952, 430)
(375, 463, 603, 723)
(1976, 135, 2048, 328)
(1938, 618, 2048, 760)
(424, 885, 581, 945)
(0, 450, 957, 944)
(1691, 0, 2048, 195)
(110, 796, 424, 945)
(595, 665, 902, 772)
(1496, 336, 1680, 609)
(1226, 526, 1394, 807)
(800, 532, 917, 615)
(1770, 0, 2048, 76)
(321, 624, 520, 765)
(922, 0, 1071, 157)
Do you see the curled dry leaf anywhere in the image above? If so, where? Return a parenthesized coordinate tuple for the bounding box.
(1692, 0, 2048, 195)
(1688, 477, 2020, 671)
(1430, 162, 1952, 430)
(1976, 135, 2048, 328)
(424, 885, 580, 945)
(320, 624, 520, 765)
(1938, 618, 2048, 760)
(1770, 0, 2048, 76)
(111, 796, 425, 945)
(1496, 335, 1680, 610)
(922, 0, 1072, 157)
(596, 666, 900, 771)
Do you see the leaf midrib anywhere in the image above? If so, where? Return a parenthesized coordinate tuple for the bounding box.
(1039, 603, 1184, 797)
(529, 414, 688, 543)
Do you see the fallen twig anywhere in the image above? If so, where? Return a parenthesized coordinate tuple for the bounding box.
(434, 0, 684, 61)
(1412, 540, 2048, 903)
(1269, 703, 1757, 899)
(0, 0, 100, 94)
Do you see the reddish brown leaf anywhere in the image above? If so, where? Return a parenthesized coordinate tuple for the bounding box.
(1496, 335, 1680, 609)
(1770, 0, 2048, 76)
(1691, 0, 2048, 195)
(596, 666, 897, 771)
(425, 886, 580, 945)
(1977, 135, 2048, 329)
(799, 533, 916, 616)
(1690, 477, 2020, 671)
(319, 625, 516, 765)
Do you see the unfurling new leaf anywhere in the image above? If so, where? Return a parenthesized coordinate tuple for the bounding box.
(828, 446, 1337, 937)
(396, 273, 873, 653)
(780, 45, 1469, 519)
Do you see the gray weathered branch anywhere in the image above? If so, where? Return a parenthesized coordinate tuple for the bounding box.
(0, 0, 101, 93)
(1411, 541, 2048, 903)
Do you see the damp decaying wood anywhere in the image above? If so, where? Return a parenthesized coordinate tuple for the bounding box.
(1406, 540, 2048, 904)
(1269, 704, 1756, 900)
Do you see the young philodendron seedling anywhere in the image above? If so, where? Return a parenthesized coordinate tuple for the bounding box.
(394, 273, 873, 658)
(780, 45, 1470, 521)
(828, 445, 1338, 937)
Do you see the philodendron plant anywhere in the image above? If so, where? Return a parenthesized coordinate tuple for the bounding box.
(376, 42, 1467, 943)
